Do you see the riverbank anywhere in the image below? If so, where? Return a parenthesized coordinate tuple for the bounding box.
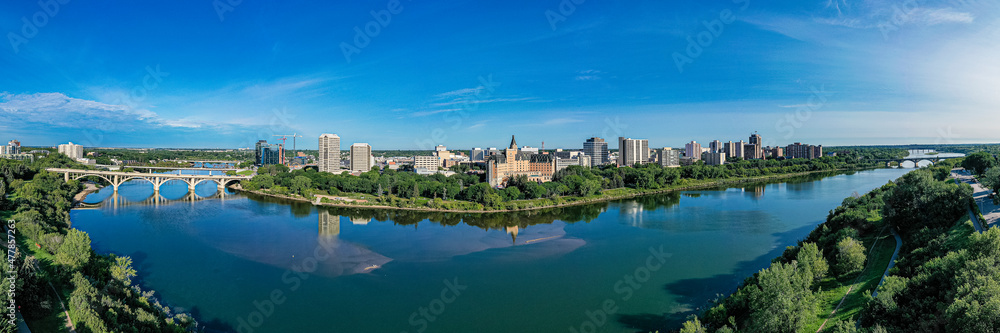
(232, 168, 870, 213)
(72, 182, 100, 204)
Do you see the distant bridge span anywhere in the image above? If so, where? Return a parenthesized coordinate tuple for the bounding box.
(872, 155, 963, 168)
(47, 168, 252, 193)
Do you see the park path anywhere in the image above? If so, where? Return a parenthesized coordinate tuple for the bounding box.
(871, 228, 902, 298)
(817, 227, 900, 332)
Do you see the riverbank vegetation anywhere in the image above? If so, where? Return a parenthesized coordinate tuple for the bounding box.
(0, 155, 195, 332)
(674, 158, 999, 333)
(241, 153, 893, 211)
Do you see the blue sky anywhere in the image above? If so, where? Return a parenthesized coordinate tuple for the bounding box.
(1, 0, 998, 150)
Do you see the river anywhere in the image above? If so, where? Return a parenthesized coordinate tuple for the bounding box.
(72, 168, 911, 332)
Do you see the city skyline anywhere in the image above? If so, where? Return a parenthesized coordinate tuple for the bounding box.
(2, 1, 1000, 149)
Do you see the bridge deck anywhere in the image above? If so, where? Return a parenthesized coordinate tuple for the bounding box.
(46, 168, 251, 180)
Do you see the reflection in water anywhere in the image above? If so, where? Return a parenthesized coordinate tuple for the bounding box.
(743, 185, 765, 199)
(72, 168, 914, 333)
(319, 210, 340, 237)
(351, 217, 370, 225)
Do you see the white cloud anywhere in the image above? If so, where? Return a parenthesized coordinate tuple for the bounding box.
(0, 92, 212, 130)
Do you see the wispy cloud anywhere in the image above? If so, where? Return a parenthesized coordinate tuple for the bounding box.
(0, 92, 248, 131)
(575, 70, 603, 81)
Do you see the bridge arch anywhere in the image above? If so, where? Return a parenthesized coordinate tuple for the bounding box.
(73, 174, 113, 185)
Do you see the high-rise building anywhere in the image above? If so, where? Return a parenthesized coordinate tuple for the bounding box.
(705, 152, 727, 166)
(1, 140, 20, 155)
(318, 134, 341, 173)
(785, 143, 823, 159)
(255, 140, 284, 166)
(471, 148, 486, 161)
(58, 142, 84, 159)
(617, 137, 649, 167)
(657, 148, 681, 167)
(350, 143, 373, 172)
(709, 140, 722, 153)
(685, 141, 702, 160)
(722, 141, 737, 160)
(767, 147, 784, 159)
(583, 137, 609, 166)
(746, 133, 764, 160)
(414, 155, 440, 170)
(744, 144, 764, 160)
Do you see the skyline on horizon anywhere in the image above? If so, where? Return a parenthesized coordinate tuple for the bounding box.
(2, 0, 999, 149)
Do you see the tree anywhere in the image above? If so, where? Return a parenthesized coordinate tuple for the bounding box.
(796, 242, 829, 282)
(111, 255, 137, 286)
(679, 316, 708, 333)
(836, 237, 866, 277)
(982, 167, 1000, 195)
(55, 229, 92, 271)
(502, 186, 522, 201)
(290, 176, 312, 195)
(962, 152, 996, 175)
(744, 262, 818, 333)
(883, 170, 972, 233)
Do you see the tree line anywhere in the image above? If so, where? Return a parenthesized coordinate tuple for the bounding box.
(241, 153, 893, 210)
(0, 154, 196, 332)
(677, 160, 980, 333)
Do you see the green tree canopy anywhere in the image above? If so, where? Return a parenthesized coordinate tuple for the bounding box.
(835, 237, 867, 277)
(962, 152, 997, 175)
(56, 229, 92, 271)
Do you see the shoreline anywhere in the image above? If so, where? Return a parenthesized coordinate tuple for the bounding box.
(231, 168, 874, 213)
(73, 182, 101, 204)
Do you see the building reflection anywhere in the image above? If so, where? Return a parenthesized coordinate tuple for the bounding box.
(506, 226, 519, 245)
(744, 185, 765, 199)
(319, 210, 340, 237)
(351, 216, 371, 225)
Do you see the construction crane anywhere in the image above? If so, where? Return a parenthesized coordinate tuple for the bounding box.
(274, 133, 302, 163)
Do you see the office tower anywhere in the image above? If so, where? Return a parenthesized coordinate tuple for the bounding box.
(685, 141, 702, 160)
(58, 142, 84, 159)
(255, 140, 284, 166)
(617, 137, 649, 167)
(318, 134, 341, 173)
(350, 143, 373, 171)
(583, 137, 609, 166)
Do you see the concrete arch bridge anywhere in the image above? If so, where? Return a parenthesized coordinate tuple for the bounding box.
(47, 168, 252, 193)
(875, 156, 963, 168)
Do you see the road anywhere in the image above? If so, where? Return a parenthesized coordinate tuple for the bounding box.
(952, 168, 998, 232)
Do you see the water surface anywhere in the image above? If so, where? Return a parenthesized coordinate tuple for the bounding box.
(73, 168, 909, 332)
